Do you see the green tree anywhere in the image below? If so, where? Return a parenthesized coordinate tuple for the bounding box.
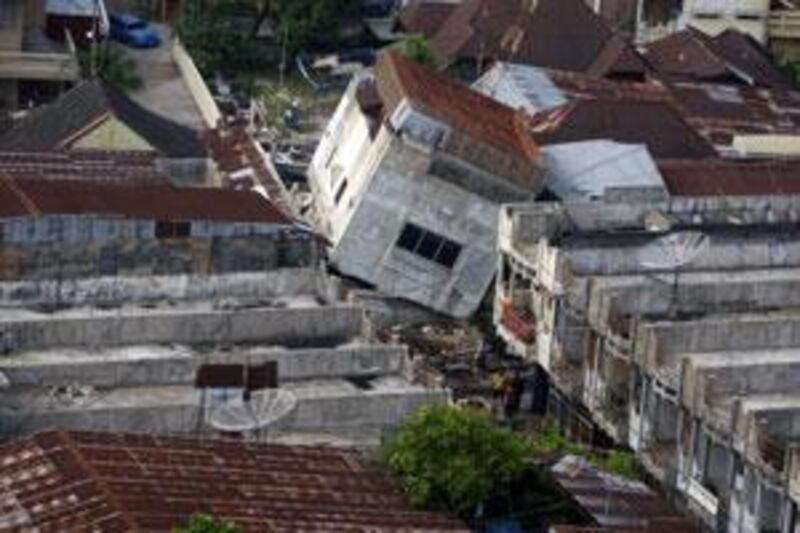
(380, 404, 532, 517)
(390, 35, 437, 68)
(78, 46, 142, 92)
(173, 514, 240, 533)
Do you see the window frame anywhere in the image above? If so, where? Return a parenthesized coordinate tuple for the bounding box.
(395, 223, 462, 269)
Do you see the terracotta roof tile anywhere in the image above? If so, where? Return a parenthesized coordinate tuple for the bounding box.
(0, 430, 467, 532)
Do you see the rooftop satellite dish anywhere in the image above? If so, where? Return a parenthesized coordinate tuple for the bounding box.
(638, 231, 710, 270)
(638, 231, 710, 317)
(206, 388, 297, 433)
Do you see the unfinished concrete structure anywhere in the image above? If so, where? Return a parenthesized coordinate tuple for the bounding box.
(0, 265, 448, 443)
(495, 180, 800, 531)
(307, 51, 542, 318)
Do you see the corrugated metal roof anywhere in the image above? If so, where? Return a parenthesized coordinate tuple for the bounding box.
(0, 430, 467, 532)
(659, 159, 800, 196)
(0, 81, 205, 158)
(0, 178, 290, 223)
(429, 0, 646, 76)
(0, 150, 168, 185)
(529, 98, 716, 159)
(543, 141, 667, 200)
(551, 455, 698, 532)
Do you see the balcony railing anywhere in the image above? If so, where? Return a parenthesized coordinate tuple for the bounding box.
(501, 299, 536, 343)
(758, 432, 787, 474)
(769, 10, 800, 39)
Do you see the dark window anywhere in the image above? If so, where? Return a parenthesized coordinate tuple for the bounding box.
(416, 232, 442, 260)
(174, 222, 191, 237)
(155, 221, 191, 239)
(334, 178, 349, 205)
(395, 223, 462, 269)
(436, 240, 461, 268)
(397, 224, 424, 251)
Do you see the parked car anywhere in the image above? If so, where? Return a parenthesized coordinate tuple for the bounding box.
(109, 12, 161, 48)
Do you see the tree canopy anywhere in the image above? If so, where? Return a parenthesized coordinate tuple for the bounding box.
(173, 514, 240, 533)
(380, 404, 532, 517)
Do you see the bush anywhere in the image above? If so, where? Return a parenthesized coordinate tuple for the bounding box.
(172, 514, 239, 533)
(380, 404, 532, 516)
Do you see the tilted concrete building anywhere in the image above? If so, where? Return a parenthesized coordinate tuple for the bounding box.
(308, 51, 543, 317)
(494, 161, 800, 532)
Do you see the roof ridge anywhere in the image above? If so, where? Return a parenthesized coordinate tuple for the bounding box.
(2, 174, 39, 215)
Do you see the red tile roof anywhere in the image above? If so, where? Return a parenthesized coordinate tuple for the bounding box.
(376, 51, 540, 164)
(0, 150, 168, 185)
(659, 159, 800, 196)
(0, 430, 467, 532)
(0, 177, 291, 224)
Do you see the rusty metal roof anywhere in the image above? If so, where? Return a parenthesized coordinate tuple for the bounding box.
(529, 98, 716, 159)
(376, 51, 541, 166)
(659, 158, 800, 196)
(429, 0, 646, 76)
(644, 27, 792, 89)
(0, 177, 290, 223)
(203, 127, 295, 219)
(0, 430, 467, 532)
(0, 150, 168, 185)
(551, 455, 699, 532)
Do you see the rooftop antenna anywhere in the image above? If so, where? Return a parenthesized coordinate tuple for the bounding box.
(637, 231, 710, 317)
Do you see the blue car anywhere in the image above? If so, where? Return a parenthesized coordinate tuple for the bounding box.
(109, 12, 161, 48)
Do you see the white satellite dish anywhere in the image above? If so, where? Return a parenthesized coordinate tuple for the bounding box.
(638, 231, 710, 270)
(206, 389, 297, 433)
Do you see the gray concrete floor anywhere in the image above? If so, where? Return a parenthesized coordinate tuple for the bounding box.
(113, 25, 206, 131)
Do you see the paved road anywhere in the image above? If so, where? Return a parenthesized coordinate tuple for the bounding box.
(114, 25, 206, 131)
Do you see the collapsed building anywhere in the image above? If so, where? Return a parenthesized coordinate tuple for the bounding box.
(494, 162, 800, 532)
(307, 51, 543, 318)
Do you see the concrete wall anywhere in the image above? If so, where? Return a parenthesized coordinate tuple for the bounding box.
(72, 116, 154, 151)
(0, 232, 318, 281)
(171, 37, 221, 129)
(0, 381, 450, 442)
(0, 305, 366, 352)
(0, 268, 329, 308)
(0, 344, 409, 388)
(638, 315, 800, 380)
